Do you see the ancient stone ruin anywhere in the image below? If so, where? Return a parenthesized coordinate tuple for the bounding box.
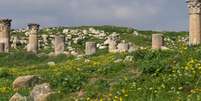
(85, 42, 96, 55)
(117, 40, 129, 52)
(0, 19, 12, 52)
(152, 34, 164, 49)
(187, 0, 201, 45)
(108, 40, 118, 53)
(27, 23, 40, 53)
(10, 75, 53, 101)
(0, 2, 197, 56)
(54, 35, 65, 55)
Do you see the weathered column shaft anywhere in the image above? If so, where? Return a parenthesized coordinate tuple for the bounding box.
(27, 23, 40, 53)
(189, 14, 201, 45)
(0, 43, 5, 53)
(152, 34, 163, 49)
(54, 35, 65, 55)
(187, 0, 201, 45)
(85, 42, 96, 55)
(27, 35, 38, 53)
(0, 19, 12, 52)
(108, 40, 117, 53)
(117, 42, 129, 52)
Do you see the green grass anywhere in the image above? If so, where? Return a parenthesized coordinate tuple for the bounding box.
(1, 26, 198, 101)
(1, 45, 201, 101)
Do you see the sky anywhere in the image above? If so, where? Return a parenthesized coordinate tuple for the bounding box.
(0, 0, 188, 31)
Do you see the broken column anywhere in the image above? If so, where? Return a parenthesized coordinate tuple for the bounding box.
(187, 0, 201, 45)
(0, 19, 12, 52)
(27, 23, 40, 53)
(85, 42, 96, 55)
(108, 40, 117, 53)
(117, 40, 129, 52)
(152, 34, 164, 49)
(54, 35, 65, 55)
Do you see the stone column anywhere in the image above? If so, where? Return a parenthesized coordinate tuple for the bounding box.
(85, 42, 96, 55)
(0, 43, 5, 53)
(117, 41, 129, 52)
(54, 35, 65, 55)
(0, 19, 12, 52)
(152, 34, 163, 49)
(108, 40, 117, 53)
(27, 23, 40, 53)
(187, 0, 201, 45)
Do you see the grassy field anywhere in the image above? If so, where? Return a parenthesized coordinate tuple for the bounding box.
(2, 26, 200, 101)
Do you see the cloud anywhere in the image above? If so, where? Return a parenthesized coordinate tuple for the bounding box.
(0, 0, 188, 31)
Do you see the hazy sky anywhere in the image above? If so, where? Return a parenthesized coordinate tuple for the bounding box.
(0, 0, 188, 31)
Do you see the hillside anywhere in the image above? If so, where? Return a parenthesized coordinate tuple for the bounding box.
(1, 26, 200, 101)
